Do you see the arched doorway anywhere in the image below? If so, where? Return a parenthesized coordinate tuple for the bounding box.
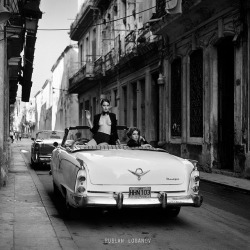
(217, 37, 235, 170)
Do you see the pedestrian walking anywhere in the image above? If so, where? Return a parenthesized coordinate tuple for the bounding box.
(10, 131, 14, 143)
(19, 132, 22, 141)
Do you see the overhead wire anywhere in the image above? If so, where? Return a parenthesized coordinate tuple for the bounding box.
(37, 5, 157, 31)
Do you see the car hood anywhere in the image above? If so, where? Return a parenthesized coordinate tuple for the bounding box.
(36, 139, 62, 144)
(75, 149, 192, 185)
(36, 139, 62, 154)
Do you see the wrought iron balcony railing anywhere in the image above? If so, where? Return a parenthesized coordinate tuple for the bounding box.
(69, 61, 94, 89)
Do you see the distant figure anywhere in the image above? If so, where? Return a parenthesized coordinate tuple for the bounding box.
(86, 98, 120, 146)
(19, 133, 22, 141)
(10, 131, 14, 143)
(126, 127, 151, 147)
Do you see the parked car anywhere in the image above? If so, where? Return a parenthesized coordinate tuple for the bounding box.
(31, 130, 64, 167)
(50, 126, 203, 217)
(22, 133, 29, 138)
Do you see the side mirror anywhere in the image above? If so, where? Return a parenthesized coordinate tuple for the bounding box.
(53, 142, 59, 147)
(31, 138, 34, 141)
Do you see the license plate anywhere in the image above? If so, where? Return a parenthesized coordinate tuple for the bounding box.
(129, 187, 151, 198)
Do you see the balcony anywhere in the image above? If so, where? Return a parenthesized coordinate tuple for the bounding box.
(94, 56, 103, 76)
(150, 0, 214, 36)
(68, 61, 96, 93)
(70, 0, 95, 41)
(103, 50, 114, 72)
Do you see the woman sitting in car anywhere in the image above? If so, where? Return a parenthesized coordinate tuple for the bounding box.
(126, 127, 151, 147)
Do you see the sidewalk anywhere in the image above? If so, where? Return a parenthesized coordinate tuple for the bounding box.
(200, 171, 250, 193)
(0, 142, 78, 250)
(0, 142, 249, 249)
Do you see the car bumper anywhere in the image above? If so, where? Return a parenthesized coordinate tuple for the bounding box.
(70, 192, 203, 209)
(37, 155, 51, 163)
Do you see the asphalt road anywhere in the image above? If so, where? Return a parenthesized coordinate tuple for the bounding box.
(20, 141, 250, 250)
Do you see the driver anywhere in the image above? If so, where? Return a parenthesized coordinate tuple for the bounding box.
(74, 131, 82, 141)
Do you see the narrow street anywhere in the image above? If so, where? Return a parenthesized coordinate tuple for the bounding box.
(18, 139, 250, 250)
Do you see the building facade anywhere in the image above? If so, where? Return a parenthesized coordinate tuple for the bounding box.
(34, 45, 79, 133)
(0, 0, 42, 187)
(150, 0, 250, 176)
(68, 0, 250, 177)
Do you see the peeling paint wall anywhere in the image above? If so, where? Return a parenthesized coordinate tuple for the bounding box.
(0, 23, 10, 187)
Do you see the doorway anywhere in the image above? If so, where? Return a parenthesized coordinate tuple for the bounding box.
(217, 37, 234, 170)
(151, 73, 160, 143)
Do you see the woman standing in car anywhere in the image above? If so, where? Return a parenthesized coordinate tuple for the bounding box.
(85, 99, 120, 145)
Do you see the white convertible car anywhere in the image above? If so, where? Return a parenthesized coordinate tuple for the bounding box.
(50, 126, 203, 217)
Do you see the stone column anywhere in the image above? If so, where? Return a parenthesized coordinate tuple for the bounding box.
(0, 24, 8, 187)
(245, 4, 250, 177)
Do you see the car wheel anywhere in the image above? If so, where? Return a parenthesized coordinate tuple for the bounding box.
(30, 157, 37, 169)
(53, 181, 61, 199)
(167, 207, 181, 217)
(63, 192, 76, 219)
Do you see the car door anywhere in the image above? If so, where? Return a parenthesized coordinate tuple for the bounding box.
(58, 149, 79, 194)
(51, 146, 62, 185)
(31, 139, 36, 161)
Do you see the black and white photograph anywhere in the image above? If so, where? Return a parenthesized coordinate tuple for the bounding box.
(0, 0, 250, 249)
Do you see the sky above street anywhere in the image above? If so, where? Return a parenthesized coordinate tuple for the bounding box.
(23, 0, 78, 98)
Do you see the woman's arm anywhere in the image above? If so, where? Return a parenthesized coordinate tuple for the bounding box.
(85, 110, 93, 129)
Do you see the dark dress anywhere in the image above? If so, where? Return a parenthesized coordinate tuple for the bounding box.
(90, 113, 119, 145)
(127, 138, 149, 147)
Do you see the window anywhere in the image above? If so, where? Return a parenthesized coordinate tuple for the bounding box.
(171, 58, 182, 137)
(85, 100, 90, 125)
(86, 37, 89, 62)
(79, 102, 83, 125)
(132, 83, 137, 126)
(80, 44, 83, 67)
(123, 86, 127, 125)
(92, 97, 96, 115)
(190, 49, 203, 137)
(92, 29, 96, 62)
(114, 89, 118, 107)
(140, 79, 146, 136)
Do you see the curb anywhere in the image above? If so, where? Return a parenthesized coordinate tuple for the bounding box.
(200, 177, 250, 195)
(19, 149, 79, 250)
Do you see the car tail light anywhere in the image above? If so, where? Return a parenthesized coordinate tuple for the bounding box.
(78, 176, 86, 182)
(194, 176, 200, 182)
(189, 164, 200, 194)
(77, 186, 86, 193)
(75, 169, 87, 195)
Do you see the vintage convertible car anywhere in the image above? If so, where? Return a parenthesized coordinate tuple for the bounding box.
(50, 126, 203, 217)
(31, 130, 64, 167)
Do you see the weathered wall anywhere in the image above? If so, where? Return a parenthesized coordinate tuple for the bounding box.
(0, 24, 10, 187)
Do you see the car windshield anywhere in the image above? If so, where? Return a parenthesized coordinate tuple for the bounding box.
(62, 126, 166, 152)
(36, 131, 64, 140)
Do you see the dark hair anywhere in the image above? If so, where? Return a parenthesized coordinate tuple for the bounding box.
(127, 127, 140, 139)
(100, 98, 110, 105)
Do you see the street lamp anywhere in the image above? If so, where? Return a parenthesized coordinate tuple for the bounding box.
(0, 3, 11, 24)
(157, 73, 165, 85)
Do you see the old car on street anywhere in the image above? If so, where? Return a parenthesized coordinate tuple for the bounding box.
(50, 126, 203, 217)
(31, 130, 64, 168)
